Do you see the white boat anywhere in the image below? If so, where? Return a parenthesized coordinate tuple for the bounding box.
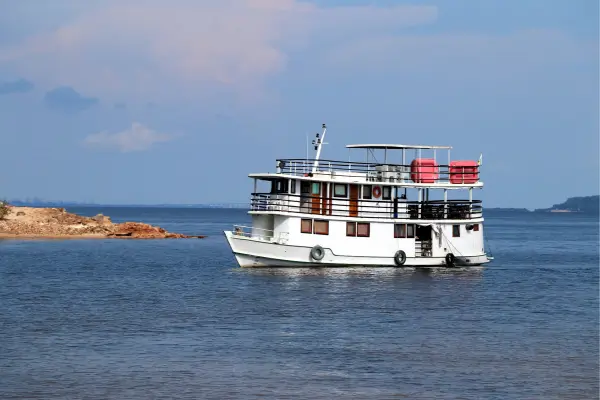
(224, 124, 492, 268)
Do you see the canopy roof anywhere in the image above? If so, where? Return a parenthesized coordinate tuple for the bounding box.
(346, 144, 452, 150)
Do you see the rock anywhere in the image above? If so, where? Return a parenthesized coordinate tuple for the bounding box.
(0, 206, 205, 239)
(92, 213, 111, 224)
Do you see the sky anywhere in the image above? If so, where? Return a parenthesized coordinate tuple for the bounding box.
(0, 0, 597, 209)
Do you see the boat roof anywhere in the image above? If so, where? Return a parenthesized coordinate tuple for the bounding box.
(346, 144, 452, 150)
(248, 173, 483, 189)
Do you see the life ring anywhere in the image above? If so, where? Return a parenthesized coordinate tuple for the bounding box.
(445, 253, 456, 267)
(393, 250, 406, 267)
(310, 245, 325, 261)
(372, 186, 382, 199)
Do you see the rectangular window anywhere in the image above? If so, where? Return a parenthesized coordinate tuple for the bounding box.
(395, 224, 415, 238)
(394, 224, 406, 238)
(301, 219, 312, 234)
(333, 183, 347, 198)
(407, 224, 415, 238)
(301, 181, 310, 194)
(452, 224, 460, 237)
(382, 186, 392, 200)
(290, 179, 296, 194)
(311, 182, 320, 195)
(271, 179, 288, 194)
(362, 185, 372, 199)
(473, 224, 479, 232)
(314, 220, 329, 235)
(357, 222, 370, 237)
(346, 222, 356, 237)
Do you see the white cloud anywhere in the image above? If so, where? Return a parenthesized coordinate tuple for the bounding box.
(84, 122, 174, 152)
(0, 1, 437, 104)
(323, 29, 597, 76)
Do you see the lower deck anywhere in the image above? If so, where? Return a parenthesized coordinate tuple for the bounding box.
(225, 214, 489, 268)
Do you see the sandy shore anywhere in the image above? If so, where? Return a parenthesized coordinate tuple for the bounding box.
(0, 206, 206, 239)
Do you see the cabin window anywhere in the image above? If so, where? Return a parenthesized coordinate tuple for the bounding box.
(271, 179, 288, 194)
(394, 224, 415, 238)
(452, 224, 460, 237)
(333, 183, 347, 198)
(301, 181, 310, 194)
(301, 219, 312, 234)
(357, 223, 370, 237)
(362, 185, 372, 199)
(394, 224, 406, 238)
(346, 222, 356, 237)
(382, 186, 391, 200)
(311, 183, 320, 195)
(314, 220, 329, 235)
(473, 224, 479, 231)
(290, 179, 296, 194)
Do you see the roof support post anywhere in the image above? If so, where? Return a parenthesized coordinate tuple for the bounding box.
(418, 188, 422, 219)
(444, 189, 448, 219)
(469, 188, 473, 218)
(253, 178, 257, 210)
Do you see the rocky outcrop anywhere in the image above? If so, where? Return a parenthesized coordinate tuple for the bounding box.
(0, 206, 205, 239)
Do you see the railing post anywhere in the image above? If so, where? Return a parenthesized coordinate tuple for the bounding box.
(469, 188, 473, 218)
(444, 189, 447, 219)
(418, 189, 422, 219)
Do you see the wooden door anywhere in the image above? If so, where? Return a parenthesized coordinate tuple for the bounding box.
(349, 184, 359, 217)
(311, 182, 321, 214)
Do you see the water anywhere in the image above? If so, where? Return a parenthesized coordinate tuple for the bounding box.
(1, 208, 598, 399)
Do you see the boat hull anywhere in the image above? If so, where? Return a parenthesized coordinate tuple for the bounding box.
(224, 231, 490, 268)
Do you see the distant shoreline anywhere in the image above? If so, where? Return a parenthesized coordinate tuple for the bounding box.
(6, 202, 249, 209)
(6, 194, 598, 214)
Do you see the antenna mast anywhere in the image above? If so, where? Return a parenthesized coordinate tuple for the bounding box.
(311, 123, 327, 173)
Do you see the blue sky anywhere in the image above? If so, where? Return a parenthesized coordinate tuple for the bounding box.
(0, 0, 597, 208)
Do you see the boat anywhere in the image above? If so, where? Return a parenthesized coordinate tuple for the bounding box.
(224, 124, 492, 268)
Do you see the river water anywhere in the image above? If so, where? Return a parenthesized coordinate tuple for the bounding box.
(1, 208, 598, 399)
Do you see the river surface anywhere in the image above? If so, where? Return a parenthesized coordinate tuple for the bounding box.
(1, 208, 598, 399)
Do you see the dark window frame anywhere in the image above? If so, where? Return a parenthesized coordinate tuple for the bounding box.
(313, 220, 329, 235)
(301, 181, 311, 194)
(346, 222, 356, 237)
(362, 185, 372, 199)
(394, 223, 406, 238)
(452, 224, 460, 237)
(394, 223, 415, 238)
(271, 178, 288, 194)
(311, 182, 321, 195)
(290, 179, 296, 194)
(301, 219, 312, 234)
(357, 222, 370, 237)
(406, 224, 415, 238)
(333, 183, 348, 198)
(382, 186, 392, 200)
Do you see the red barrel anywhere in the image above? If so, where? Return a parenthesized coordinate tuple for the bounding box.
(449, 160, 479, 184)
(410, 158, 439, 183)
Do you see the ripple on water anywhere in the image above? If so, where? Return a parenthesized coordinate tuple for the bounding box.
(0, 209, 598, 399)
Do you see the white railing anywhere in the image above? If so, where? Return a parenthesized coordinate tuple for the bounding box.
(232, 225, 289, 244)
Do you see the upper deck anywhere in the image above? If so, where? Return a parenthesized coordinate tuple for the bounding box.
(250, 158, 483, 189)
(249, 125, 484, 189)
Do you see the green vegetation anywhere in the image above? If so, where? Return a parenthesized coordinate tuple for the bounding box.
(0, 200, 10, 220)
(535, 195, 599, 214)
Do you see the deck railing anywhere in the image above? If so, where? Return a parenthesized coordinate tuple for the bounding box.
(275, 158, 480, 184)
(232, 224, 290, 244)
(250, 193, 482, 220)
